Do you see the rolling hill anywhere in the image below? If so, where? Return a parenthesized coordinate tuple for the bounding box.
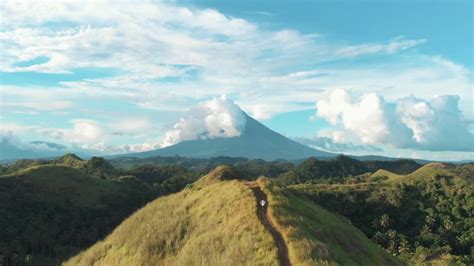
(289, 163, 474, 264)
(117, 113, 335, 161)
(277, 155, 422, 185)
(0, 162, 157, 265)
(66, 166, 400, 265)
(1, 153, 119, 179)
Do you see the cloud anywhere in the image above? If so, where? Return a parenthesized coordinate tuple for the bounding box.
(0, 134, 69, 160)
(1, 0, 472, 158)
(317, 89, 414, 147)
(41, 119, 104, 144)
(295, 136, 383, 153)
(0, 0, 257, 74)
(162, 96, 246, 147)
(2, 101, 72, 111)
(0, 86, 74, 113)
(0, 122, 34, 135)
(246, 11, 277, 16)
(111, 117, 152, 136)
(334, 37, 426, 57)
(120, 141, 162, 153)
(315, 89, 474, 151)
(74, 138, 165, 154)
(0, 0, 438, 120)
(1, 116, 166, 154)
(62, 96, 247, 153)
(396, 95, 474, 151)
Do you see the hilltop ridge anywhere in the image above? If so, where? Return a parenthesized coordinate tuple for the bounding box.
(66, 166, 400, 265)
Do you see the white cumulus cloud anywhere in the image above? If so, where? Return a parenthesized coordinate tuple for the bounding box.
(121, 141, 162, 153)
(41, 119, 104, 144)
(396, 95, 474, 151)
(111, 117, 152, 136)
(162, 96, 246, 147)
(316, 89, 474, 151)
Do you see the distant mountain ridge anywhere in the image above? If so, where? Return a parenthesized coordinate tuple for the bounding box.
(120, 114, 335, 161)
(0, 137, 92, 161)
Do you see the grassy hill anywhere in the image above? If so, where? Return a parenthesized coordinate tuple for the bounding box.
(66, 166, 399, 265)
(1, 153, 119, 179)
(259, 178, 400, 265)
(277, 155, 421, 185)
(0, 164, 156, 265)
(369, 163, 458, 183)
(2, 165, 152, 207)
(290, 163, 474, 264)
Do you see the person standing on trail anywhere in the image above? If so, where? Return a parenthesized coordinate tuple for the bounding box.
(260, 200, 266, 207)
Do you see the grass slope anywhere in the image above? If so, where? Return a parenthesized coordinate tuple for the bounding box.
(2, 153, 119, 179)
(258, 178, 401, 266)
(289, 163, 474, 264)
(66, 166, 399, 265)
(1, 165, 152, 208)
(292, 163, 466, 193)
(65, 167, 278, 265)
(372, 163, 457, 184)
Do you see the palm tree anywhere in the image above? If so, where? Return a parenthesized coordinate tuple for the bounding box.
(425, 215, 436, 227)
(379, 214, 391, 230)
(443, 218, 454, 231)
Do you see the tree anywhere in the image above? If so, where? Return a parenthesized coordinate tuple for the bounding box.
(379, 214, 391, 230)
(425, 215, 436, 228)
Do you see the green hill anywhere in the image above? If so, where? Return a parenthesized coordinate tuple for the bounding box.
(53, 153, 86, 168)
(81, 156, 119, 179)
(277, 155, 421, 185)
(0, 164, 156, 265)
(53, 154, 118, 179)
(2, 154, 119, 179)
(2, 165, 152, 207)
(66, 166, 399, 265)
(368, 163, 457, 183)
(290, 163, 474, 264)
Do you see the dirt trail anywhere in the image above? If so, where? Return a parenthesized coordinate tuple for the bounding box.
(245, 182, 291, 266)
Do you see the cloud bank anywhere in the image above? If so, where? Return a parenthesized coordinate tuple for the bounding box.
(3, 0, 460, 122)
(316, 89, 474, 151)
(295, 136, 382, 153)
(162, 96, 246, 147)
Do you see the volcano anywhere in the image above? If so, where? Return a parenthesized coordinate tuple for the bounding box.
(126, 114, 335, 161)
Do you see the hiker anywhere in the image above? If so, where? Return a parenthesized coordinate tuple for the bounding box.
(260, 200, 266, 207)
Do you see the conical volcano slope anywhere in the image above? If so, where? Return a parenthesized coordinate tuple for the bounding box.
(65, 166, 400, 266)
(122, 114, 334, 161)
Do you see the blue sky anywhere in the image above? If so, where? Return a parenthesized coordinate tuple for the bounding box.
(183, 0, 473, 67)
(0, 0, 473, 160)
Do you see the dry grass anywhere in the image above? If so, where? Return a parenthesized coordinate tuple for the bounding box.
(291, 163, 466, 194)
(257, 177, 401, 266)
(65, 168, 278, 266)
(65, 166, 400, 266)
